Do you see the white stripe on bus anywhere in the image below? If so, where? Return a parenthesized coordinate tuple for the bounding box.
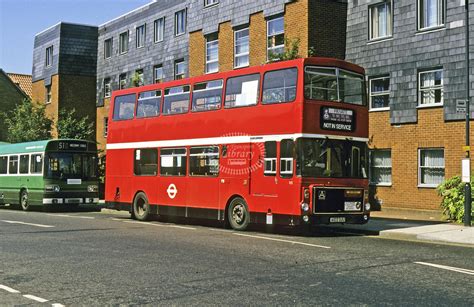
(106, 133, 369, 150)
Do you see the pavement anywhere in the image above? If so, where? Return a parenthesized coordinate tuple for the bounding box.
(328, 207, 474, 247)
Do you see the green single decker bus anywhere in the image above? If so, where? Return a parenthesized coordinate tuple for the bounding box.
(0, 139, 99, 211)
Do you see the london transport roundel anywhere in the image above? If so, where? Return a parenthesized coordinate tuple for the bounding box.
(167, 184, 178, 199)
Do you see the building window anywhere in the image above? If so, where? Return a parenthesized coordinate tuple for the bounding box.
(104, 78, 111, 98)
(419, 148, 444, 187)
(135, 69, 144, 87)
(419, 69, 443, 106)
(45, 85, 51, 103)
(369, 1, 392, 40)
(154, 65, 163, 83)
(136, 24, 146, 48)
(103, 117, 108, 137)
(104, 38, 112, 59)
(370, 150, 392, 185)
(206, 33, 219, 74)
(175, 9, 186, 36)
(204, 0, 219, 7)
(267, 17, 284, 60)
(119, 73, 127, 90)
(174, 59, 186, 80)
(418, 0, 445, 30)
(154, 18, 165, 43)
(234, 28, 249, 68)
(45, 46, 53, 67)
(119, 31, 129, 54)
(369, 76, 390, 110)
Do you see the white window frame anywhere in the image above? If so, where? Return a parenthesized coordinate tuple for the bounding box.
(370, 149, 392, 186)
(45, 45, 53, 67)
(175, 9, 187, 36)
(418, 148, 445, 188)
(368, 1, 392, 41)
(234, 28, 249, 68)
(119, 74, 127, 90)
(119, 31, 129, 54)
(45, 85, 51, 104)
(267, 17, 284, 61)
(136, 24, 146, 49)
(418, 69, 443, 107)
(174, 60, 185, 80)
(104, 78, 111, 98)
(104, 38, 112, 59)
(204, 0, 219, 7)
(418, 0, 445, 31)
(154, 65, 164, 83)
(205, 34, 219, 74)
(154, 18, 165, 43)
(369, 76, 390, 111)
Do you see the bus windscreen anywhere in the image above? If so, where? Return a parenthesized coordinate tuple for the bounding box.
(45, 152, 98, 180)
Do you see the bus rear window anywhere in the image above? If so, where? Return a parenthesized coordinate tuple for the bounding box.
(163, 86, 190, 115)
(225, 74, 260, 108)
(113, 94, 136, 120)
(262, 68, 297, 104)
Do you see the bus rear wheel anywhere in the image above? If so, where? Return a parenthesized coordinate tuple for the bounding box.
(133, 192, 151, 221)
(20, 190, 30, 211)
(228, 197, 250, 231)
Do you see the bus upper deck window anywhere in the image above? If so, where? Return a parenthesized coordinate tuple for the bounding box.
(262, 68, 297, 104)
(113, 94, 136, 120)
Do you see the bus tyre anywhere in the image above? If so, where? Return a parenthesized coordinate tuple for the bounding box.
(228, 197, 250, 231)
(133, 192, 151, 221)
(20, 190, 30, 211)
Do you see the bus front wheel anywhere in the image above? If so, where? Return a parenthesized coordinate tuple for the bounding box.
(133, 192, 151, 221)
(20, 190, 30, 211)
(228, 197, 250, 231)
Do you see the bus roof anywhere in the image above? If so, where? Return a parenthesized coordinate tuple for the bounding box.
(0, 139, 96, 155)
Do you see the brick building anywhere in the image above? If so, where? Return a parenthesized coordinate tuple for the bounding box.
(0, 70, 29, 141)
(346, 0, 474, 211)
(31, 22, 98, 137)
(94, 0, 348, 149)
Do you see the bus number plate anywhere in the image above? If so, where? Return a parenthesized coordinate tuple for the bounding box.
(329, 217, 346, 223)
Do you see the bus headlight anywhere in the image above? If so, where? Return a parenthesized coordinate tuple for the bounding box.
(45, 185, 60, 192)
(301, 202, 309, 212)
(88, 185, 98, 193)
(364, 203, 371, 211)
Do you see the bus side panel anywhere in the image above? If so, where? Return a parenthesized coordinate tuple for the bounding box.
(155, 176, 187, 217)
(105, 149, 133, 207)
(0, 176, 20, 205)
(27, 176, 45, 206)
(186, 176, 219, 219)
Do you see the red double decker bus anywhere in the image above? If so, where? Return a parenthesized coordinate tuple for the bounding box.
(105, 57, 370, 230)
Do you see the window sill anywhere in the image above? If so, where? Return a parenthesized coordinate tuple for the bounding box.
(119, 51, 128, 55)
(204, 3, 219, 9)
(367, 36, 393, 45)
(370, 107, 390, 112)
(154, 40, 163, 44)
(175, 32, 185, 37)
(136, 46, 145, 49)
(418, 184, 439, 189)
(417, 103, 443, 109)
(416, 26, 445, 35)
(370, 183, 392, 187)
(234, 64, 249, 69)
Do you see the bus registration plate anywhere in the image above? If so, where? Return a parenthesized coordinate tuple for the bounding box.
(329, 217, 346, 223)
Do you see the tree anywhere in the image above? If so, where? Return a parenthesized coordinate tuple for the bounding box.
(56, 108, 95, 141)
(268, 37, 302, 62)
(2, 99, 52, 143)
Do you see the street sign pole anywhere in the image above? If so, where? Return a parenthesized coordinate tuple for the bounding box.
(465, 0, 472, 226)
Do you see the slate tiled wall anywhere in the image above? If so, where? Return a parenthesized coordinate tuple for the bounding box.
(346, 0, 474, 124)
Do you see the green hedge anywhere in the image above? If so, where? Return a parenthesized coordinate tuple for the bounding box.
(436, 176, 474, 224)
